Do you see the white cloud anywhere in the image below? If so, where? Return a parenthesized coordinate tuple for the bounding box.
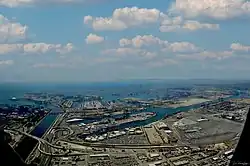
(0, 43, 74, 55)
(159, 25, 181, 32)
(91, 17, 127, 31)
(84, 6, 220, 32)
(0, 14, 28, 42)
(160, 15, 183, 25)
(84, 15, 93, 24)
(0, 44, 23, 54)
(84, 7, 161, 31)
(170, 0, 250, 19)
(102, 48, 157, 59)
(119, 35, 200, 53)
(0, 60, 14, 65)
(231, 43, 250, 52)
(0, 0, 106, 7)
(176, 51, 233, 60)
(182, 21, 220, 31)
(165, 42, 201, 53)
(113, 7, 160, 25)
(200, 51, 233, 59)
(0, 0, 32, 7)
(85, 33, 104, 44)
(23, 43, 60, 53)
(143, 52, 157, 59)
(61, 43, 74, 54)
(119, 38, 132, 47)
(119, 35, 167, 48)
(159, 15, 219, 32)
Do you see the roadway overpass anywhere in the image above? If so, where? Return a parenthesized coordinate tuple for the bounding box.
(5, 129, 182, 157)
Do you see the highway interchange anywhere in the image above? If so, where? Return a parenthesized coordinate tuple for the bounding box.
(5, 129, 182, 157)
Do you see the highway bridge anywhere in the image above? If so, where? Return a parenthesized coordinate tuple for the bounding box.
(5, 129, 88, 157)
(5, 129, 182, 157)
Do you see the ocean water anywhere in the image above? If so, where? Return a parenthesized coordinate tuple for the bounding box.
(2, 82, 240, 135)
(0, 82, 168, 103)
(0, 82, 223, 122)
(0, 82, 196, 129)
(0, 82, 164, 123)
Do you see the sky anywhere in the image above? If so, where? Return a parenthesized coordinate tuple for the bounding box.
(0, 0, 250, 82)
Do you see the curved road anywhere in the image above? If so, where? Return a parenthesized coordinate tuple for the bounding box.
(5, 129, 88, 157)
(6, 129, 183, 157)
(52, 127, 74, 138)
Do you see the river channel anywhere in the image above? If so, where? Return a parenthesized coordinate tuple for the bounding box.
(14, 106, 62, 161)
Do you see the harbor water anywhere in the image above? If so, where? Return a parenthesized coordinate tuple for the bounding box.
(0, 83, 243, 160)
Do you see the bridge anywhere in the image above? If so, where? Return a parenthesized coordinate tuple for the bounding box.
(5, 129, 88, 157)
(5, 129, 182, 157)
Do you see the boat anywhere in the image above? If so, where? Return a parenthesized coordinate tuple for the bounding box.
(10, 97, 18, 101)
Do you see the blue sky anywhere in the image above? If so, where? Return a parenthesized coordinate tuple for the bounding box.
(1, 0, 250, 82)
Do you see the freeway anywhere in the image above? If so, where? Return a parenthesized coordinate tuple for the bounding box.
(5, 129, 88, 157)
(66, 140, 183, 149)
(6, 129, 184, 157)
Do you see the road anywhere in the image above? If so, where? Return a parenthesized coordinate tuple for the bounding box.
(6, 129, 187, 160)
(5, 129, 88, 157)
(66, 140, 183, 149)
(7, 129, 231, 166)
